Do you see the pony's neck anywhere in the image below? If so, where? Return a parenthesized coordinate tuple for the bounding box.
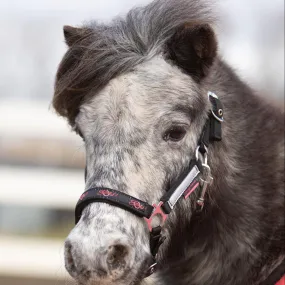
(197, 57, 285, 283)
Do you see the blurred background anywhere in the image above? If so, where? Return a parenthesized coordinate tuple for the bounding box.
(0, 0, 283, 284)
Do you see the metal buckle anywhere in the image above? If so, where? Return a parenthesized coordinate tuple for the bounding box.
(208, 91, 224, 122)
(145, 260, 158, 277)
(195, 145, 208, 165)
(197, 163, 213, 210)
(146, 261, 157, 276)
(144, 202, 168, 232)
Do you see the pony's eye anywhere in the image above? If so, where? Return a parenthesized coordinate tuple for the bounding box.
(163, 126, 186, 142)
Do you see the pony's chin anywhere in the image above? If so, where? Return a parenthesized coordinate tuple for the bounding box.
(73, 268, 147, 285)
(80, 279, 142, 285)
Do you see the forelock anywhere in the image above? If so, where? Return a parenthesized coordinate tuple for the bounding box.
(53, 0, 216, 126)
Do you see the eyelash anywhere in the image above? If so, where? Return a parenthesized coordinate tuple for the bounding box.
(163, 125, 187, 142)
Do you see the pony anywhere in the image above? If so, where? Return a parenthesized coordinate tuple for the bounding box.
(52, 0, 284, 284)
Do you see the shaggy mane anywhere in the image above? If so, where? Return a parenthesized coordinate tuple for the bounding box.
(53, 0, 216, 126)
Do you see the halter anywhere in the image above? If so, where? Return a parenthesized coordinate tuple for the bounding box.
(75, 91, 224, 277)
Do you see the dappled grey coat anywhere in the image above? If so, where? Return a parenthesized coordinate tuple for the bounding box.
(52, 0, 284, 284)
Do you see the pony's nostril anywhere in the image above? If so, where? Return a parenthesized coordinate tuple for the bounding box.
(64, 239, 133, 280)
(65, 241, 77, 275)
(106, 244, 130, 271)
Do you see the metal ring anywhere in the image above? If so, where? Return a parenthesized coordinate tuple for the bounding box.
(195, 145, 201, 161)
(202, 163, 211, 173)
(195, 145, 208, 163)
(211, 110, 224, 122)
(204, 153, 208, 166)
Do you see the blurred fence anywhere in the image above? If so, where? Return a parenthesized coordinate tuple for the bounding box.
(0, 102, 83, 284)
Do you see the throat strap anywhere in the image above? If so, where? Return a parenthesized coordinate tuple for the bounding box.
(75, 188, 154, 224)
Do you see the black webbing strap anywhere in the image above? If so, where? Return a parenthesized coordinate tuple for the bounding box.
(75, 188, 154, 224)
(199, 92, 223, 151)
(150, 226, 166, 257)
(144, 226, 167, 277)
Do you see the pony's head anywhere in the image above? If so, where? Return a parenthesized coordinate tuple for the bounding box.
(53, 0, 218, 284)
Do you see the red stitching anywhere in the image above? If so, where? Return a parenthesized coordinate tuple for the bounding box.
(98, 190, 119, 197)
(80, 193, 87, 200)
(129, 200, 145, 210)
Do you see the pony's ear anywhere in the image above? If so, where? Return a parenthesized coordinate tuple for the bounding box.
(63, 25, 92, 47)
(167, 24, 217, 82)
